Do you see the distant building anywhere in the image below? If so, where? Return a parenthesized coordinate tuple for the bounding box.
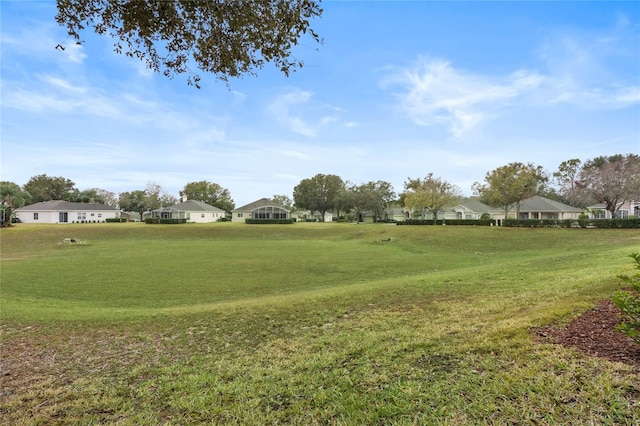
(15, 200, 119, 224)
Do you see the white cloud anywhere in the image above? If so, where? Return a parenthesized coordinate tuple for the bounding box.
(266, 89, 347, 138)
(267, 89, 318, 137)
(384, 58, 544, 137)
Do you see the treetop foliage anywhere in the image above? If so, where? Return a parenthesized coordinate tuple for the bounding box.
(55, 0, 323, 87)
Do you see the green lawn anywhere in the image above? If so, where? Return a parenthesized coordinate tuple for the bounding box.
(1, 223, 639, 424)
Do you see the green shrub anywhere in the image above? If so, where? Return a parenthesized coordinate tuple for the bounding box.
(106, 218, 127, 223)
(245, 219, 294, 224)
(612, 253, 640, 344)
(399, 219, 495, 226)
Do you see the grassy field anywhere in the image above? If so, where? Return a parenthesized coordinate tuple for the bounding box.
(1, 223, 639, 424)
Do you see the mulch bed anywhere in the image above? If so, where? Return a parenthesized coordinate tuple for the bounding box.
(535, 299, 640, 368)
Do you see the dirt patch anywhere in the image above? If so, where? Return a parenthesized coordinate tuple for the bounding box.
(535, 299, 640, 368)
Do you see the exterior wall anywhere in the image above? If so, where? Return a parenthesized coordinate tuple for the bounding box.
(16, 209, 119, 224)
(188, 211, 224, 223)
(232, 210, 250, 223)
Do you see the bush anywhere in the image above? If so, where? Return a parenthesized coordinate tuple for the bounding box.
(106, 218, 127, 223)
(144, 218, 187, 224)
(612, 253, 640, 344)
(245, 219, 294, 224)
(398, 219, 495, 226)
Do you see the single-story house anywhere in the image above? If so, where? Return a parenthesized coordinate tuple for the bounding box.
(586, 200, 639, 219)
(231, 198, 290, 223)
(493, 196, 583, 220)
(15, 200, 120, 224)
(150, 200, 227, 223)
(291, 210, 334, 222)
(405, 199, 495, 221)
(447, 199, 495, 220)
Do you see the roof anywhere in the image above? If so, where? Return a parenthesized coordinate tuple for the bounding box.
(233, 198, 288, 212)
(171, 200, 226, 213)
(16, 200, 119, 211)
(515, 196, 582, 213)
(455, 199, 494, 213)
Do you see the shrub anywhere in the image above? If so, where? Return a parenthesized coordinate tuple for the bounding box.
(612, 253, 640, 344)
(245, 219, 294, 224)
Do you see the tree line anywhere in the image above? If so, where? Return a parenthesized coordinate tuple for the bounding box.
(1, 153, 638, 226)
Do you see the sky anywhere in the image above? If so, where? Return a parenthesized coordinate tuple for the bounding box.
(1, 1, 639, 207)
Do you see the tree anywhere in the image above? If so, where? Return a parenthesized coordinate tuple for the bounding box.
(472, 162, 547, 219)
(344, 181, 396, 223)
(67, 188, 116, 205)
(552, 159, 590, 207)
(404, 174, 462, 224)
(180, 180, 234, 212)
(119, 183, 176, 220)
(23, 174, 76, 203)
(55, 0, 323, 87)
(293, 174, 345, 222)
(118, 190, 147, 221)
(0, 181, 29, 226)
(272, 194, 293, 211)
(576, 154, 640, 219)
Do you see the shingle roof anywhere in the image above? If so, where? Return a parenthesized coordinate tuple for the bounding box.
(233, 198, 287, 211)
(516, 196, 582, 213)
(456, 199, 494, 213)
(16, 200, 119, 211)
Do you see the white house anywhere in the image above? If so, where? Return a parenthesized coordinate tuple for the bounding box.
(291, 210, 334, 222)
(587, 200, 640, 219)
(15, 200, 120, 224)
(150, 200, 227, 223)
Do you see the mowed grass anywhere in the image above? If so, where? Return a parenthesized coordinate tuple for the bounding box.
(1, 223, 639, 424)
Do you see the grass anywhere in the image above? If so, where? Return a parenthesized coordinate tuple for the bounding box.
(1, 223, 639, 424)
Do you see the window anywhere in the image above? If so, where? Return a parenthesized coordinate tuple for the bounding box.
(97, 213, 102, 218)
(33, 212, 39, 220)
(238, 213, 243, 218)
(617, 210, 629, 219)
(201, 214, 205, 218)
(77, 212, 86, 220)
(90, 213, 95, 217)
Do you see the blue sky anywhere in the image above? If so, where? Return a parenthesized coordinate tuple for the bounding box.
(2, 1, 639, 206)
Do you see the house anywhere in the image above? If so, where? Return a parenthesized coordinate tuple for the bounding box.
(231, 198, 290, 223)
(405, 199, 495, 221)
(447, 199, 495, 220)
(493, 196, 583, 220)
(291, 210, 334, 222)
(383, 207, 409, 222)
(15, 200, 120, 224)
(150, 200, 227, 223)
(586, 201, 640, 219)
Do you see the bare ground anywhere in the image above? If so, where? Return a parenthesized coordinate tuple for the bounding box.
(535, 299, 640, 368)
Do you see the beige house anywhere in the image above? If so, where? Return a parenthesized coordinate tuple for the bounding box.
(15, 200, 120, 224)
(231, 198, 290, 223)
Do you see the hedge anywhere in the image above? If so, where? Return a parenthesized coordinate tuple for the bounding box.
(144, 218, 188, 224)
(503, 218, 640, 228)
(398, 219, 496, 226)
(105, 218, 128, 223)
(245, 219, 295, 224)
